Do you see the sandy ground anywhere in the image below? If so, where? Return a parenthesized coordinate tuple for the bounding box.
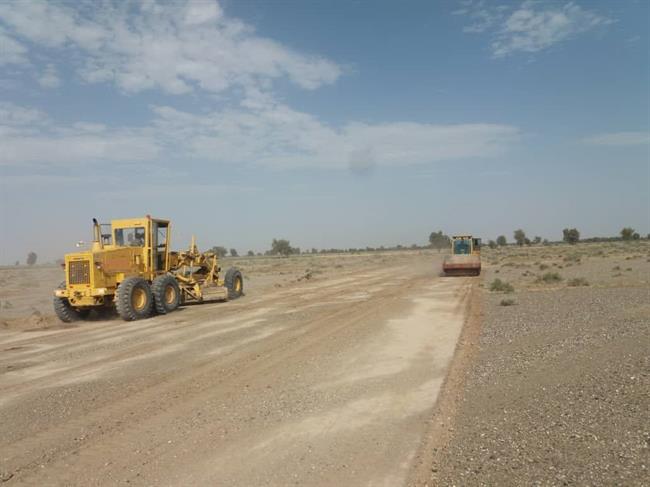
(3, 243, 645, 486)
(0, 250, 474, 486)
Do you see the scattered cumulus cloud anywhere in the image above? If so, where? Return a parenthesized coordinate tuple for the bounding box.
(582, 132, 650, 146)
(0, 26, 28, 65)
(152, 102, 519, 169)
(0, 102, 46, 127)
(455, 1, 614, 57)
(37, 64, 61, 88)
(0, 101, 519, 169)
(0, 1, 521, 172)
(0, 102, 159, 165)
(0, 0, 341, 94)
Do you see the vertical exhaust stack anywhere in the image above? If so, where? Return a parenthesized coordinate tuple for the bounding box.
(91, 218, 104, 251)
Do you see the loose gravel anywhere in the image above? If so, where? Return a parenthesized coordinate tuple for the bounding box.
(433, 243, 649, 486)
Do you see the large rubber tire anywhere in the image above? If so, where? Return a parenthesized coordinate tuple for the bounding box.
(152, 274, 181, 314)
(224, 268, 244, 300)
(53, 282, 89, 323)
(115, 277, 153, 321)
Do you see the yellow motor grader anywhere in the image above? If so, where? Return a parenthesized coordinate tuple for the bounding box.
(54, 216, 243, 322)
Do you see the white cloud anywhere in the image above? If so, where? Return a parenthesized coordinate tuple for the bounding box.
(0, 2, 520, 171)
(0, 26, 28, 65)
(38, 64, 61, 88)
(1, 101, 519, 169)
(582, 132, 650, 146)
(456, 1, 613, 57)
(0, 0, 341, 95)
(0, 102, 49, 137)
(0, 102, 159, 165)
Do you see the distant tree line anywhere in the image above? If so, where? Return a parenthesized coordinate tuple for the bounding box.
(207, 226, 646, 260)
(482, 226, 644, 248)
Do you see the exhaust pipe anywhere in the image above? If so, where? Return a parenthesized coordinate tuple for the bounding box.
(92, 218, 104, 251)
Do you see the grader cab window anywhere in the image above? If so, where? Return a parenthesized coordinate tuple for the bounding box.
(100, 224, 113, 246)
(115, 227, 146, 247)
(153, 222, 169, 270)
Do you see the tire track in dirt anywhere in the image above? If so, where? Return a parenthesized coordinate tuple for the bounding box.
(1, 255, 474, 486)
(0, 267, 399, 402)
(0, 266, 416, 471)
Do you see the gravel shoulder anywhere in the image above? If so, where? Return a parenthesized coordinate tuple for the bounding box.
(430, 242, 650, 486)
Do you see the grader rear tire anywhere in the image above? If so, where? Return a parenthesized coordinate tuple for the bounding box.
(116, 277, 153, 321)
(224, 268, 244, 300)
(53, 281, 89, 323)
(152, 275, 181, 314)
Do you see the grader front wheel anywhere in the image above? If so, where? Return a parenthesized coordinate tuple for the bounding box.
(53, 282, 90, 323)
(116, 277, 153, 321)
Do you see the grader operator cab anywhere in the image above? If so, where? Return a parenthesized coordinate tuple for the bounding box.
(54, 216, 243, 322)
(442, 235, 481, 276)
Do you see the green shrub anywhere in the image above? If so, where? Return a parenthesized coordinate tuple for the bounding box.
(567, 277, 589, 287)
(539, 263, 549, 270)
(562, 228, 580, 244)
(563, 253, 581, 263)
(490, 278, 514, 293)
(537, 272, 563, 284)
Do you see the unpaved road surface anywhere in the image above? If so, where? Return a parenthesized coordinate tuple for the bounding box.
(0, 253, 472, 486)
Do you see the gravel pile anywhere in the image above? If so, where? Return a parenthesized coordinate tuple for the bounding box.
(434, 284, 649, 486)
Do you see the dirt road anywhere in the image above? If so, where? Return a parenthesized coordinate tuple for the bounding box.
(0, 253, 472, 486)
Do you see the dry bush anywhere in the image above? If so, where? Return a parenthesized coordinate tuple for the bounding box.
(490, 278, 514, 293)
(500, 298, 516, 306)
(567, 277, 589, 287)
(536, 272, 563, 284)
(563, 253, 581, 263)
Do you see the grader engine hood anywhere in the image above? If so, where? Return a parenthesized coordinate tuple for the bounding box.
(55, 252, 103, 306)
(56, 247, 144, 305)
(66, 253, 94, 286)
(64, 248, 141, 284)
(94, 247, 143, 274)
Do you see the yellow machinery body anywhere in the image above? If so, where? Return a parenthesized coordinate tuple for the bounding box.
(54, 216, 243, 321)
(442, 235, 482, 276)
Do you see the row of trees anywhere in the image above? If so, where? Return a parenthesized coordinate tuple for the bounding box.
(14, 225, 649, 267)
(486, 226, 644, 248)
(208, 226, 646, 259)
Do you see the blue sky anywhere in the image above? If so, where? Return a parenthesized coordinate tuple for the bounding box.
(0, 0, 648, 263)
